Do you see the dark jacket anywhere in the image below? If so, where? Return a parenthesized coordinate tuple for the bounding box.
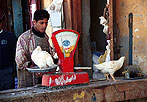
(0, 30, 17, 90)
(0, 30, 17, 68)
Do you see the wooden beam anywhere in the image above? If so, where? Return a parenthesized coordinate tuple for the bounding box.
(109, 0, 114, 60)
(72, 0, 83, 66)
(63, 0, 83, 66)
(63, 0, 72, 29)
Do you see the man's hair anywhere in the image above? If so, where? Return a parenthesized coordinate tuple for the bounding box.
(34, 10, 50, 22)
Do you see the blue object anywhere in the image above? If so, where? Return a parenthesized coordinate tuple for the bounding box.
(15, 77, 18, 89)
(93, 51, 104, 57)
(62, 40, 70, 46)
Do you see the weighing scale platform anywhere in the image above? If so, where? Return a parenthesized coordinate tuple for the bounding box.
(42, 72, 89, 87)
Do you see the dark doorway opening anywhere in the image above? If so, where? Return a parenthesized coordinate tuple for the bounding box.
(90, 0, 107, 53)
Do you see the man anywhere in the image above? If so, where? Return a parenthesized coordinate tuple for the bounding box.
(15, 9, 55, 88)
(0, 14, 17, 90)
(15, 10, 54, 88)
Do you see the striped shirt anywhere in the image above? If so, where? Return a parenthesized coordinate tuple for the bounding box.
(15, 29, 52, 88)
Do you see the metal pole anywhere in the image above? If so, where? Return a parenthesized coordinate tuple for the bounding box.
(128, 13, 133, 65)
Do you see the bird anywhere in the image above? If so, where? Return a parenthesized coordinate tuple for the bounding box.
(47, 0, 63, 12)
(31, 46, 55, 69)
(122, 65, 143, 78)
(99, 16, 109, 35)
(103, 24, 108, 35)
(98, 40, 110, 64)
(93, 56, 125, 81)
(99, 16, 107, 26)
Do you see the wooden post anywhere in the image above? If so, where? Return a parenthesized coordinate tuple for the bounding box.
(109, 0, 114, 60)
(63, 0, 72, 29)
(63, 0, 83, 66)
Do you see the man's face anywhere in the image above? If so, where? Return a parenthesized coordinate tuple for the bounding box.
(33, 18, 48, 33)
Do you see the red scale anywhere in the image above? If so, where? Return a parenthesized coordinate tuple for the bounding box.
(42, 29, 89, 87)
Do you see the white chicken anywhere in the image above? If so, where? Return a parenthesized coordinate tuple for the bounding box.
(99, 16, 109, 35)
(103, 24, 108, 35)
(99, 16, 107, 26)
(105, 40, 110, 62)
(93, 56, 125, 81)
(31, 46, 54, 69)
(47, 0, 63, 12)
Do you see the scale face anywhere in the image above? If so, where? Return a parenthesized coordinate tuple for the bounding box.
(55, 31, 78, 57)
(51, 29, 80, 72)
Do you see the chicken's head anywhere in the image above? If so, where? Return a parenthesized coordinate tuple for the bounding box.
(36, 46, 42, 51)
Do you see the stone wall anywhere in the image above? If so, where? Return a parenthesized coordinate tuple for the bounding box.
(116, 0, 147, 74)
(0, 78, 147, 102)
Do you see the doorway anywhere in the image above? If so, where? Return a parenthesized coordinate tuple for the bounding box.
(90, 0, 107, 53)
